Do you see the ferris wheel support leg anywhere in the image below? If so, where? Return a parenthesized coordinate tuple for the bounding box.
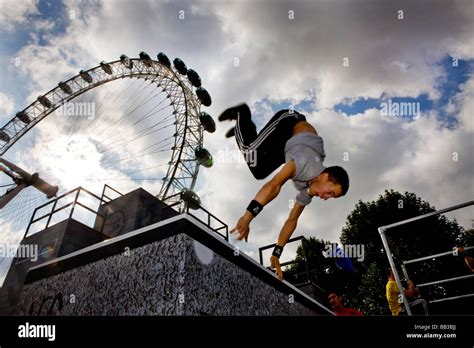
(0, 157, 58, 202)
(0, 183, 27, 209)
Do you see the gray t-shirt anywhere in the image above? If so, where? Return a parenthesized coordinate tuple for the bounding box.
(284, 132, 326, 206)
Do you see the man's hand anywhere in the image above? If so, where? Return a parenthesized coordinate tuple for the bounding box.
(270, 255, 283, 280)
(230, 212, 253, 242)
(230, 162, 296, 243)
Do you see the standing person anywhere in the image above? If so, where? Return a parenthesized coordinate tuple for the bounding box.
(386, 268, 428, 315)
(218, 103, 349, 280)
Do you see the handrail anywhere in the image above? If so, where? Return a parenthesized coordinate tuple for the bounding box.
(160, 194, 229, 241)
(24, 186, 109, 239)
(403, 246, 474, 265)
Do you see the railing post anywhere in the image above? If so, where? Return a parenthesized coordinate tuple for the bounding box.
(302, 239, 311, 284)
(379, 227, 412, 315)
(401, 263, 410, 282)
(69, 188, 81, 220)
(45, 199, 58, 230)
(24, 206, 38, 239)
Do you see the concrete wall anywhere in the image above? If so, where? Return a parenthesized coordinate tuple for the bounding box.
(14, 232, 316, 316)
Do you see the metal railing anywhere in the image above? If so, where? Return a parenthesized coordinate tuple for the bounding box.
(24, 186, 109, 239)
(259, 236, 320, 286)
(100, 184, 123, 203)
(378, 200, 474, 315)
(161, 192, 229, 241)
(24, 186, 228, 242)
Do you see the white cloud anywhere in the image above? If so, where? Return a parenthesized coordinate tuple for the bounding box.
(455, 75, 474, 133)
(207, 0, 473, 109)
(0, 0, 38, 32)
(0, 92, 15, 122)
(32, 19, 54, 31)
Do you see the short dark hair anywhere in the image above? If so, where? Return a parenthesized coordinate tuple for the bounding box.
(327, 289, 343, 298)
(387, 268, 394, 278)
(322, 166, 349, 196)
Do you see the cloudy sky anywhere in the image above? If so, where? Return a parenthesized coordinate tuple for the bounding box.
(0, 0, 473, 276)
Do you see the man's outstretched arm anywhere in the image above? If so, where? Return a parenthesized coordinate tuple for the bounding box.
(271, 202, 305, 280)
(230, 160, 296, 241)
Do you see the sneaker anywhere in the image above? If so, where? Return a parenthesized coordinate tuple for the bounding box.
(218, 103, 247, 122)
(225, 127, 235, 138)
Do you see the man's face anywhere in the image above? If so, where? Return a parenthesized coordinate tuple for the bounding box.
(309, 174, 343, 200)
(328, 293, 343, 309)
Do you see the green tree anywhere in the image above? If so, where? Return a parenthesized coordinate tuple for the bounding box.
(286, 237, 362, 311)
(290, 190, 467, 314)
(459, 228, 474, 246)
(340, 190, 464, 314)
(286, 237, 340, 288)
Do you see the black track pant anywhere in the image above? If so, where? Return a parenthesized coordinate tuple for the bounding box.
(233, 104, 306, 179)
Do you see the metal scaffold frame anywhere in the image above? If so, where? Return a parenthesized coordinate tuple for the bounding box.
(378, 200, 474, 315)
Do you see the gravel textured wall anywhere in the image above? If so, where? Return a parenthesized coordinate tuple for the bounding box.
(14, 234, 316, 316)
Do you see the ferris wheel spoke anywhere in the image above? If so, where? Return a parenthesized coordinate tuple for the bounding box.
(101, 138, 175, 168)
(98, 116, 175, 157)
(101, 80, 159, 126)
(100, 111, 176, 152)
(97, 89, 167, 144)
(81, 78, 147, 143)
(101, 148, 175, 173)
(97, 101, 173, 152)
(64, 86, 98, 136)
(131, 97, 170, 127)
(89, 87, 163, 150)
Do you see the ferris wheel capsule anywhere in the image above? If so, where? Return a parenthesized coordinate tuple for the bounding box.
(199, 112, 216, 133)
(173, 58, 187, 75)
(100, 61, 113, 75)
(0, 131, 10, 143)
(120, 54, 133, 69)
(194, 146, 213, 168)
(139, 51, 152, 67)
(79, 70, 93, 83)
(195, 87, 212, 106)
(16, 111, 32, 125)
(187, 69, 201, 88)
(58, 81, 73, 94)
(37, 95, 52, 108)
(180, 188, 201, 210)
(157, 52, 171, 68)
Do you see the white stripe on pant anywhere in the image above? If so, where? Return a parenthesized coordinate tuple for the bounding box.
(235, 111, 296, 152)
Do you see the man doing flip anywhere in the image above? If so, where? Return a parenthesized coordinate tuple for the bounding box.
(219, 103, 349, 280)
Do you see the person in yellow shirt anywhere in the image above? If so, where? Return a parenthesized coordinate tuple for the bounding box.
(455, 247, 474, 272)
(386, 268, 428, 315)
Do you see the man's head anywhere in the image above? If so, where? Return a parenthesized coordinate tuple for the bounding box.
(308, 166, 349, 200)
(327, 291, 344, 309)
(387, 268, 395, 280)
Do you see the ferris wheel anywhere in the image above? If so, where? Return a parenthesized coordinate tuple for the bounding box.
(0, 51, 215, 245)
